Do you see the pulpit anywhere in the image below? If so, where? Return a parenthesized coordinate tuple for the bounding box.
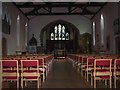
(29, 46, 37, 54)
(28, 34, 37, 54)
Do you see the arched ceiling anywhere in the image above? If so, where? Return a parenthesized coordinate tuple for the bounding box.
(13, 2, 107, 20)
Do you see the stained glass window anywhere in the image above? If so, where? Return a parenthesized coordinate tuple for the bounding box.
(58, 24, 62, 40)
(51, 33, 54, 40)
(50, 24, 69, 40)
(66, 32, 69, 40)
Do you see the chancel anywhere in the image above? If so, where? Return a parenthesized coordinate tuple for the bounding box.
(0, 1, 120, 89)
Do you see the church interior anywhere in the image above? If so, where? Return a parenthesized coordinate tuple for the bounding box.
(0, 1, 120, 89)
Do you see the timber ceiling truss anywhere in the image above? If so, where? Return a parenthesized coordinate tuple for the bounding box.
(14, 2, 107, 20)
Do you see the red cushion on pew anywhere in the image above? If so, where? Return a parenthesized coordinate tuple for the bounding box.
(96, 69, 110, 72)
(99, 76, 110, 79)
(3, 70, 17, 73)
(91, 69, 110, 72)
(3, 76, 17, 80)
(23, 76, 38, 79)
(23, 70, 38, 73)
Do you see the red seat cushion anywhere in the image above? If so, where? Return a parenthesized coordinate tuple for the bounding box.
(91, 69, 110, 73)
(23, 70, 38, 73)
(3, 76, 17, 80)
(99, 76, 110, 79)
(96, 69, 110, 72)
(3, 70, 17, 73)
(23, 76, 38, 79)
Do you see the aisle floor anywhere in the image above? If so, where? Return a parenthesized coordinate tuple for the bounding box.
(41, 59, 92, 88)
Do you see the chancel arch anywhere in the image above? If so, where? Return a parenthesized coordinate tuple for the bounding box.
(40, 19, 80, 54)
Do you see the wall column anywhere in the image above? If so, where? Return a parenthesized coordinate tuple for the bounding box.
(25, 23, 28, 52)
(0, 1, 2, 89)
(16, 15, 20, 53)
(43, 31, 46, 50)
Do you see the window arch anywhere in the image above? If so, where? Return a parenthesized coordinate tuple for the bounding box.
(2, 6, 11, 34)
(50, 24, 69, 40)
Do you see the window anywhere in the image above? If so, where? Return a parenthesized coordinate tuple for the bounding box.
(93, 22, 95, 46)
(58, 24, 62, 40)
(2, 11, 11, 34)
(100, 14, 104, 45)
(51, 33, 54, 40)
(50, 24, 69, 40)
(66, 32, 69, 40)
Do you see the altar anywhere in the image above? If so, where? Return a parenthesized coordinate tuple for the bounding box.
(54, 49, 66, 59)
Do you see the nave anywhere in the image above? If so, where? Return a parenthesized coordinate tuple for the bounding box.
(1, 2, 120, 90)
(1, 55, 120, 89)
(2, 58, 92, 89)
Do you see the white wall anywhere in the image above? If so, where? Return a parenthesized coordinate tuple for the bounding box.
(2, 2, 28, 55)
(0, 2, 2, 56)
(29, 15, 92, 46)
(118, 1, 120, 20)
(0, 2, 2, 89)
(92, 2, 119, 54)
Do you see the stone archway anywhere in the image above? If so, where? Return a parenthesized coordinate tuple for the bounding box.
(40, 19, 80, 53)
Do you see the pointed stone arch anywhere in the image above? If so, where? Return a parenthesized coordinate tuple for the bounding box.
(40, 19, 80, 53)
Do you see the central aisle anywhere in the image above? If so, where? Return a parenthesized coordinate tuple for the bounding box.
(42, 59, 92, 88)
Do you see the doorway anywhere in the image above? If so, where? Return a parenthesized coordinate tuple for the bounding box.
(2, 37, 7, 56)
